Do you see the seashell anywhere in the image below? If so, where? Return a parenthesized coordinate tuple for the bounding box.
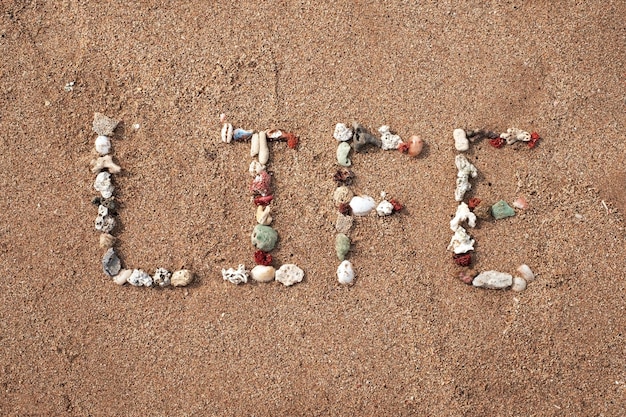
(447, 226, 475, 254)
(337, 260, 355, 285)
(333, 186, 354, 206)
(335, 213, 353, 233)
(249, 161, 266, 176)
(220, 123, 233, 143)
(511, 276, 527, 292)
(453, 128, 469, 151)
(102, 248, 121, 277)
(472, 270, 512, 289)
(258, 130, 269, 164)
(128, 269, 153, 287)
(255, 205, 273, 225)
(275, 263, 304, 286)
(112, 269, 131, 285)
(512, 196, 528, 210)
(250, 133, 260, 157)
(99, 233, 116, 249)
(250, 265, 275, 283)
(251, 224, 278, 251)
(333, 123, 353, 142)
(335, 233, 351, 261)
(95, 214, 116, 233)
(91, 155, 121, 174)
(516, 264, 535, 282)
(349, 195, 376, 216)
(378, 125, 403, 150)
(491, 200, 516, 220)
(376, 200, 394, 216)
(94, 172, 114, 198)
(336, 142, 351, 166)
(93, 112, 119, 136)
(233, 128, 253, 141)
(450, 202, 477, 231)
(95, 135, 111, 155)
(266, 129, 282, 139)
(153, 268, 172, 287)
(407, 135, 424, 157)
(250, 170, 272, 196)
(172, 269, 194, 287)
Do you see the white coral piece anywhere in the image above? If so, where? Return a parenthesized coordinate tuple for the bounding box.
(128, 269, 153, 287)
(378, 125, 403, 150)
(222, 264, 248, 285)
(94, 171, 114, 198)
(454, 155, 478, 202)
(500, 127, 531, 145)
(333, 123, 353, 142)
(450, 202, 477, 231)
(447, 226, 475, 254)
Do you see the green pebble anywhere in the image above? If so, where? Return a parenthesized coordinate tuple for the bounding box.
(335, 233, 351, 261)
(491, 200, 516, 220)
(251, 225, 278, 251)
(336, 142, 352, 167)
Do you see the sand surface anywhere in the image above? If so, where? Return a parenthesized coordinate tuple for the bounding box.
(1, 1, 625, 415)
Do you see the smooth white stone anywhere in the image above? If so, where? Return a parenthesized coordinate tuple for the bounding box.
(472, 270, 513, 289)
(95, 135, 111, 155)
(516, 264, 535, 282)
(337, 260, 355, 285)
(453, 128, 469, 151)
(511, 276, 527, 292)
(258, 130, 269, 165)
(250, 265, 275, 283)
(250, 133, 260, 157)
(113, 269, 131, 285)
(349, 195, 376, 216)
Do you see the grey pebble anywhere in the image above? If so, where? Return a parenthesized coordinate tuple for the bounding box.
(102, 248, 121, 277)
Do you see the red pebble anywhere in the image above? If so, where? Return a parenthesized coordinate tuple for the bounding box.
(334, 168, 355, 185)
(389, 199, 403, 212)
(254, 195, 273, 206)
(468, 198, 481, 210)
(338, 202, 351, 215)
(397, 142, 410, 154)
(458, 269, 476, 285)
(453, 253, 472, 267)
(254, 250, 273, 266)
(280, 132, 299, 149)
(528, 132, 540, 149)
(489, 137, 505, 148)
(250, 170, 272, 195)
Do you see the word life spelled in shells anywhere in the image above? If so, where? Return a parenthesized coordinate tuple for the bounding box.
(89, 112, 193, 288)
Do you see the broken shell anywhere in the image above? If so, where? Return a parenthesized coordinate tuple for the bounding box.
(336, 142, 352, 167)
(221, 264, 248, 284)
(379, 125, 403, 150)
(233, 128, 253, 141)
(94, 172, 114, 198)
(128, 269, 153, 287)
(250, 265, 275, 283)
(447, 226, 475, 254)
(450, 202, 477, 231)
(275, 264, 304, 286)
(472, 270, 513, 289)
(254, 195, 273, 206)
(153, 268, 172, 287)
(335, 213, 353, 233)
(407, 135, 424, 157)
(93, 112, 119, 136)
(516, 264, 535, 282)
(249, 161, 266, 176)
(95, 214, 116, 233)
(112, 269, 131, 285)
(172, 269, 194, 287)
(491, 200, 516, 220)
(349, 195, 376, 216)
(258, 130, 269, 164)
(333, 186, 354, 206)
(511, 276, 527, 292)
(512, 196, 528, 210)
(221, 123, 233, 143)
(353, 123, 382, 152)
(337, 260, 355, 285)
(453, 128, 469, 151)
(473, 200, 492, 221)
(102, 248, 121, 277)
(91, 155, 121, 174)
(250, 133, 260, 157)
(251, 224, 278, 252)
(99, 233, 116, 249)
(95, 135, 111, 155)
(266, 129, 282, 139)
(376, 200, 394, 216)
(255, 205, 273, 225)
(333, 123, 353, 142)
(335, 233, 351, 261)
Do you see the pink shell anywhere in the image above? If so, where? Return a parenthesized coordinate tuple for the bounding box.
(512, 196, 528, 210)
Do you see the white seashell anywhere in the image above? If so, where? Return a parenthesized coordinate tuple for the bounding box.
(95, 135, 111, 155)
(337, 260, 355, 285)
(128, 269, 153, 287)
(255, 205, 272, 225)
(516, 264, 535, 282)
(250, 265, 276, 283)
(171, 269, 194, 287)
(333, 123, 353, 142)
(258, 130, 269, 165)
(221, 123, 233, 143)
(153, 268, 172, 287)
(511, 276, 527, 292)
(266, 129, 282, 139)
(349, 195, 376, 216)
(250, 133, 260, 157)
(450, 202, 477, 231)
(472, 270, 512, 289)
(376, 200, 394, 216)
(378, 125, 403, 150)
(222, 264, 248, 285)
(91, 155, 121, 174)
(249, 161, 266, 176)
(94, 171, 114, 198)
(453, 128, 469, 151)
(275, 264, 304, 286)
(95, 214, 115, 233)
(112, 269, 131, 285)
(447, 226, 475, 254)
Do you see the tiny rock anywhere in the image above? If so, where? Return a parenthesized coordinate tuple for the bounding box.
(450, 202, 477, 231)
(473, 200, 492, 221)
(250, 170, 272, 196)
(335, 213, 353, 233)
(153, 268, 172, 287)
(251, 224, 278, 252)
(95, 135, 111, 155)
(333, 186, 354, 206)
(335, 233, 351, 261)
(102, 248, 121, 277)
(349, 195, 376, 216)
(458, 269, 477, 285)
(511, 276, 527, 292)
(275, 264, 304, 286)
(333, 123, 353, 142)
(233, 128, 253, 141)
(336, 142, 352, 167)
(94, 171, 114, 199)
(112, 269, 131, 285)
(453, 128, 469, 152)
(491, 200, 516, 220)
(258, 130, 269, 165)
(221, 123, 233, 143)
(512, 196, 528, 210)
(99, 233, 116, 249)
(128, 269, 153, 287)
(250, 265, 275, 283)
(407, 135, 424, 157)
(376, 200, 394, 216)
(93, 112, 119, 136)
(172, 269, 194, 287)
(337, 260, 355, 285)
(379, 125, 403, 150)
(255, 205, 273, 225)
(472, 270, 513, 289)
(91, 155, 121, 174)
(516, 264, 535, 282)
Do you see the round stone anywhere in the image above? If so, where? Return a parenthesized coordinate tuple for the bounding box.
(250, 265, 275, 283)
(171, 269, 194, 287)
(335, 233, 351, 261)
(251, 225, 278, 252)
(333, 186, 354, 206)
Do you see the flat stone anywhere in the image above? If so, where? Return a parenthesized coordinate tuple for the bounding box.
(491, 200, 516, 220)
(102, 248, 121, 277)
(472, 270, 512, 289)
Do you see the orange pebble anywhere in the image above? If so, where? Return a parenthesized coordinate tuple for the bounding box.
(408, 135, 424, 157)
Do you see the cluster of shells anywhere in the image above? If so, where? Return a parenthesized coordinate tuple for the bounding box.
(332, 122, 422, 285)
(90, 113, 193, 288)
(219, 114, 304, 287)
(449, 127, 541, 290)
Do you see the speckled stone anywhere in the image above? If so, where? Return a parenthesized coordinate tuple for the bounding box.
(251, 225, 278, 252)
(491, 200, 516, 220)
(335, 233, 351, 261)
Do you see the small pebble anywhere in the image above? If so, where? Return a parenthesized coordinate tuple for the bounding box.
(335, 233, 351, 261)
(251, 224, 278, 252)
(349, 195, 376, 216)
(511, 276, 527, 292)
(335, 213, 354, 233)
(336, 142, 352, 166)
(233, 128, 253, 141)
(512, 196, 528, 210)
(92, 113, 119, 136)
(90, 155, 121, 174)
(333, 123, 353, 142)
(453, 128, 469, 151)
(472, 270, 512, 289)
(516, 264, 535, 282)
(102, 248, 121, 277)
(376, 200, 394, 216)
(172, 269, 194, 287)
(491, 200, 516, 220)
(250, 265, 275, 283)
(99, 233, 116, 249)
(379, 126, 403, 150)
(275, 264, 304, 286)
(407, 135, 424, 157)
(473, 200, 492, 221)
(250, 133, 260, 157)
(250, 171, 272, 196)
(458, 269, 477, 285)
(255, 205, 273, 225)
(353, 123, 382, 152)
(333, 186, 354, 206)
(337, 260, 355, 285)
(153, 268, 172, 287)
(112, 269, 131, 285)
(94, 172, 114, 198)
(95, 214, 116, 233)
(128, 269, 153, 287)
(221, 123, 233, 143)
(94, 135, 111, 155)
(258, 130, 269, 164)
